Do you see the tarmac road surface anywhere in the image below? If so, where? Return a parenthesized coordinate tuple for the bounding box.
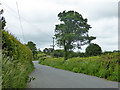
(27, 61, 118, 88)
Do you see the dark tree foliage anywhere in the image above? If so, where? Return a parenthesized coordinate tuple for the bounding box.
(103, 50, 120, 55)
(55, 10, 96, 60)
(26, 41, 37, 59)
(43, 48, 53, 55)
(53, 49, 64, 57)
(1, 9, 6, 50)
(52, 50, 86, 58)
(68, 51, 86, 58)
(0, 9, 6, 30)
(85, 43, 102, 56)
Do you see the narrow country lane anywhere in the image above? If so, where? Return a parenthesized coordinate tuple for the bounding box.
(27, 61, 118, 88)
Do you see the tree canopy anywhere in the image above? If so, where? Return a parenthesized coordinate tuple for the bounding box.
(55, 10, 96, 60)
(26, 41, 37, 59)
(43, 48, 53, 55)
(85, 43, 102, 56)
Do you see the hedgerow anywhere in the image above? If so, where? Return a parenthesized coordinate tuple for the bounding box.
(2, 30, 34, 88)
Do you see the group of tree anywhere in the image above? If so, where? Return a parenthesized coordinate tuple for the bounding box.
(45, 43, 102, 58)
(21, 10, 118, 60)
(26, 10, 106, 60)
(45, 44, 119, 58)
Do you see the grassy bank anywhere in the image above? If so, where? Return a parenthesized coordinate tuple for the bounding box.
(39, 52, 120, 82)
(2, 30, 34, 88)
(2, 55, 34, 88)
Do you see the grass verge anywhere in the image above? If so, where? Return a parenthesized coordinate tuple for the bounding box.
(39, 52, 120, 82)
(2, 55, 34, 88)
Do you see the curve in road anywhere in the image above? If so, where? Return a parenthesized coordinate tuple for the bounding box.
(27, 61, 118, 88)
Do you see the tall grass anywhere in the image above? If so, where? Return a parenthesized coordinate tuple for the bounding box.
(39, 52, 120, 82)
(2, 54, 34, 88)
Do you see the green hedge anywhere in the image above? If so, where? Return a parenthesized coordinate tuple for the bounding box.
(2, 30, 33, 63)
(2, 30, 34, 88)
(39, 52, 120, 82)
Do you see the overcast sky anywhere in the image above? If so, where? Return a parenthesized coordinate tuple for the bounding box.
(1, 0, 118, 52)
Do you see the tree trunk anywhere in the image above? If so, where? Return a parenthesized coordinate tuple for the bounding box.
(63, 40, 68, 60)
(64, 45, 68, 60)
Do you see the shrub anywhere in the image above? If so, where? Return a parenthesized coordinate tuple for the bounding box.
(39, 56, 48, 64)
(68, 51, 86, 58)
(37, 53, 46, 58)
(85, 43, 102, 56)
(72, 67, 79, 73)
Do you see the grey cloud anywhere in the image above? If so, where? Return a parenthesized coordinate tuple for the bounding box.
(19, 32, 53, 49)
(2, 0, 118, 52)
(86, 2, 117, 20)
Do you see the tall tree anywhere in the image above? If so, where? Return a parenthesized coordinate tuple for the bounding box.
(26, 41, 37, 59)
(55, 10, 96, 60)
